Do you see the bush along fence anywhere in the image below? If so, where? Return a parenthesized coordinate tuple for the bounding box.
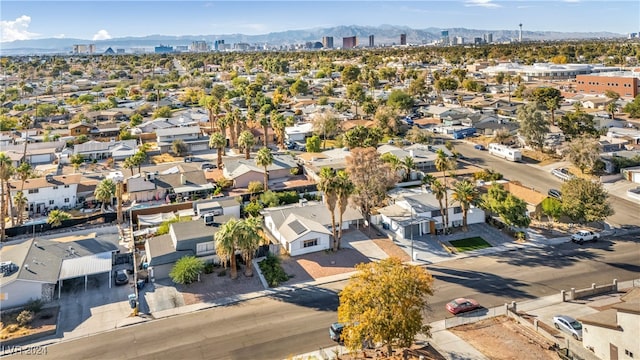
(4, 213, 117, 239)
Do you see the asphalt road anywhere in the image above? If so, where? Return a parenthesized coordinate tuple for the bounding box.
(453, 141, 640, 227)
(25, 236, 639, 360)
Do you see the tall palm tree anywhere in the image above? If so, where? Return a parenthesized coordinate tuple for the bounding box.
(0, 152, 15, 240)
(16, 162, 32, 193)
(434, 149, 455, 234)
(199, 95, 220, 134)
(218, 112, 232, 155)
(334, 170, 354, 250)
(94, 178, 116, 212)
(237, 217, 263, 277)
(255, 147, 273, 191)
(430, 179, 446, 234)
(209, 132, 227, 169)
(401, 156, 416, 182)
(13, 191, 27, 225)
(215, 219, 240, 280)
(318, 167, 339, 248)
(451, 180, 479, 231)
(238, 130, 255, 160)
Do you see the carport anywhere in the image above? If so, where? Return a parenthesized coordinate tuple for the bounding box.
(57, 252, 114, 298)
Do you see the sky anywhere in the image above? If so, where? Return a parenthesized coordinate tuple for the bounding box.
(1, 0, 639, 43)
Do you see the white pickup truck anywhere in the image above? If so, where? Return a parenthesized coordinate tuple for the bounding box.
(571, 230, 600, 244)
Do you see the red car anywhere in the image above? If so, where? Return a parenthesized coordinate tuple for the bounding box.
(446, 298, 480, 315)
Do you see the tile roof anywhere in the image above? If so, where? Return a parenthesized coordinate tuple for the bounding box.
(9, 174, 82, 191)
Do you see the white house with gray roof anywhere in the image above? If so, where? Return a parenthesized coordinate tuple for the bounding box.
(73, 139, 138, 160)
(155, 125, 209, 153)
(263, 201, 364, 256)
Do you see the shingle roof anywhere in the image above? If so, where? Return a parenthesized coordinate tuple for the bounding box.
(9, 174, 82, 191)
(264, 201, 363, 230)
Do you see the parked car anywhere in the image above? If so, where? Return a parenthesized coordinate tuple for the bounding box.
(553, 315, 583, 340)
(551, 168, 575, 181)
(446, 298, 480, 315)
(474, 144, 486, 151)
(547, 189, 562, 200)
(201, 163, 216, 170)
(115, 269, 129, 286)
(329, 322, 344, 343)
(571, 230, 600, 244)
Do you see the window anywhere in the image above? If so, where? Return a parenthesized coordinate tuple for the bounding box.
(49, 200, 54, 205)
(64, 185, 70, 188)
(453, 206, 463, 214)
(431, 210, 441, 218)
(28, 189, 39, 194)
(625, 349, 634, 358)
(64, 198, 69, 203)
(53, 186, 58, 190)
(303, 239, 318, 248)
(196, 241, 215, 256)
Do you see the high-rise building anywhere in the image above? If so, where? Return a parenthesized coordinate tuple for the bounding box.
(519, 23, 523, 42)
(214, 39, 225, 51)
(400, 33, 407, 45)
(474, 37, 483, 45)
(154, 45, 174, 54)
(484, 33, 493, 44)
(72, 44, 96, 54)
(368, 35, 375, 48)
(342, 36, 357, 49)
(322, 36, 334, 49)
(440, 30, 450, 46)
(191, 41, 209, 52)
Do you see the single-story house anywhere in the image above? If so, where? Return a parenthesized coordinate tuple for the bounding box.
(285, 122, 314, 142)
(126, 167, 216, 203)
(193, 198, 241, 218)
(144, 214, 235, 279)
(376, 190, 485, 239)
(263, 201, 364, 256)
(156, 126, 209, 153)
(223, 154, 298, 188)
(73, 139, 139, 160)
(0, 237, 119, 309)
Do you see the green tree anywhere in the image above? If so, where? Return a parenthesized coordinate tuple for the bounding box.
(171, 139, 188, 157)
(247, 181, 264, 194)
(237, 130, 255, 160)
(481, 183, 531, 228)
(237, 216, 263, 277)
(405, 127, 432, 144)
(209, 132, 227, 168)
(335, 170, 355, 249)
(434, 149, 456, 233)
(451, 180, 479, 231)
(13, 191, 27, 225)
(434, 77, 458, 95)
(541, 197, 563, 223)
(623, 95, 640, 118)
(94, 178, 116, 211)
(129, 113, 143, 127)
(312, 110, 340, 150)
(306, 135, 321, 153)
(517, 101, 549, 151)
(557, 110, 597, 140)
(338, 257, 434, 356)
(346, 83, 366, 117)
(215, 218, 241, 279)
(386, 89, 414, 112)
(530, 87, 563, 125)
(0, 152, 15, 238)
(341, 65, 361, 85)
(561, 178, 613, 223)
(152, 105, 172, 119)
(289, 78, 309, 96)
(255, 147, 273, 191)
(169, 256, 205, 285)
(70, 154, 84, 173)
(374, 105, 399, 135)
(47, 209, 72, 228)
(565, 135, 601, 174)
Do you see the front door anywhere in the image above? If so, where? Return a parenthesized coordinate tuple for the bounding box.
(610, 343, 618, 360)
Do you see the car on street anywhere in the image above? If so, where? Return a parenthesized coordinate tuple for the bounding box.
(551, 168, 575, 181)
(553, 315, 583, 340)
(446, 298, 480, 315)
(115, 269, 129, 286)
(571, 230, 600, 244)
(329, 322, 344, 343)
(547, 189, 562, 200)
(474, 144, 486, 151)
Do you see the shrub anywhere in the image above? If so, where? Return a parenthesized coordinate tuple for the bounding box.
(248, 181, 264, 194)
(169, 256, 205, 285)
(5, 324, 19, 333)
(258, 254, 290, 287)
(218, 269, 227, 277)
(203, 262, 215, 274)
(16, 310, 34, 326)
(25, 299, 43, 313)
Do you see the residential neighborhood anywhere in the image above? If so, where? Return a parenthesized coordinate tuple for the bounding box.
(1, 34, 639, 360)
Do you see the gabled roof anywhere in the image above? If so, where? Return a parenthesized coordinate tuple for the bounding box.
(155, 125, 201, 137)
(277, 213, 332, 243)
(9, 173, 82, 191)
(264, 201, 363, 230)
(223, 154, 298, 178)
(73, 139, 138, 154)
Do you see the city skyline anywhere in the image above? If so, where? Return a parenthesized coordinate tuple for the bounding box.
(1, 1, 638, 43)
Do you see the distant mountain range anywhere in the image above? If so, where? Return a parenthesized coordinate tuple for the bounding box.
(1, 25, 625, 55)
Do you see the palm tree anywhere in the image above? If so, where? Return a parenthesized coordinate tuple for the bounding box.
(259, 112, 270, 147)
(0, 153, 15, 240)
(215, 219, 240, 280)
(434, 149, 455, 234)
(430, 179, 446, 233)
(94, 178, 116, 212)
(47, 209, 71, 228)
(255, 147, 273, 191)
(218, 112, 232, 155)
(209, 132, 227, 169)
(401, 156, 416, 182)
(13, 191, 27, 225)
(318, 167, 339, 248)
(334, 170, 354, 250)
(237, 217, 263, 277)
(199, 95, 220, 134)
(451, 180, 479, 231)
(16, 162, 32, 193)
(606, 102, 618, 120)
(237, 130, 255, 160)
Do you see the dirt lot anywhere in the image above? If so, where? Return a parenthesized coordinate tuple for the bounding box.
(178, 266, 265, 306)
(0, 306, 58, 341)
(450, 316, 557, 360)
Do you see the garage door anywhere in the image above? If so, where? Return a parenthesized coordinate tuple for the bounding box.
(31, 154, 51, 164)
(190, 143, 208, 152)
(403, 224, 421, 239)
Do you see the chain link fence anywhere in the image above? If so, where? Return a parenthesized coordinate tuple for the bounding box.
(444, 305, 506, 329)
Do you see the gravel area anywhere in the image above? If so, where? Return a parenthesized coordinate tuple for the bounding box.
(177, 266, 265, 306)
(280, 248, 371, 283)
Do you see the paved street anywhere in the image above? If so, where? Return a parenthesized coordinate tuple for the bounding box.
(453, 141, 640, 227)
(20, 235, 639, 360)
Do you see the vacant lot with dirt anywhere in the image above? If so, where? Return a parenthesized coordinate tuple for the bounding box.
(450, 316, 557, 360)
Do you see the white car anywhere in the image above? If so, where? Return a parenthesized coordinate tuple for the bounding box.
(553, 315, 583, 340)
(571, 230, 600, 244)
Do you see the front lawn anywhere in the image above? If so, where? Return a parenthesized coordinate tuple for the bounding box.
(449, 237, 492, 252)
